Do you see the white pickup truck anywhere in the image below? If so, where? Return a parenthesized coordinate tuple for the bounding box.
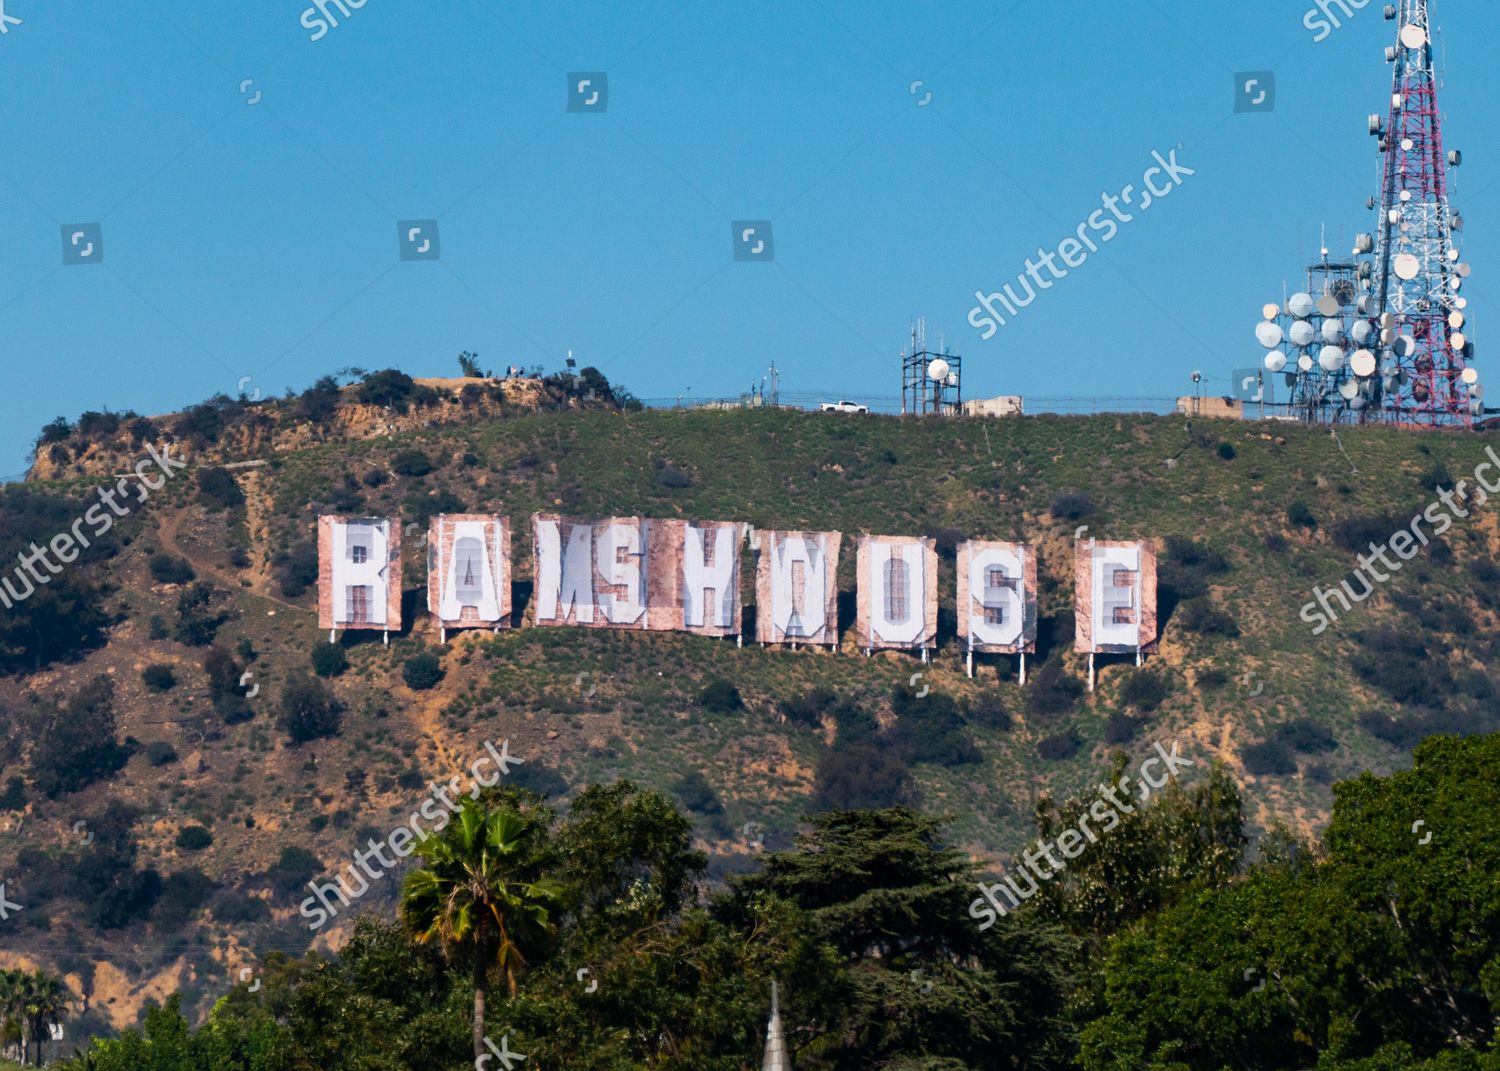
(819, 400, 869, 414)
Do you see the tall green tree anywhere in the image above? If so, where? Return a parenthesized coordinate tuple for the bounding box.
(400, 794, 564, 1063)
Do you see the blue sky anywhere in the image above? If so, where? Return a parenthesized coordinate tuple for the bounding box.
(1, 0, 1496, 475)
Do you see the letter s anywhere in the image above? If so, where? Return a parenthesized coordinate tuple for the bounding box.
(299, 897, 330, 930)
(1304, 11, 1333, 43)
(301, 9, 330, 41)
(1299, 601, 1330, 636)
(968, 897, 998, 931)
(967, 306, 997, 341)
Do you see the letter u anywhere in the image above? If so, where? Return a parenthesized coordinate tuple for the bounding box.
(1002, 275, 1038, 311)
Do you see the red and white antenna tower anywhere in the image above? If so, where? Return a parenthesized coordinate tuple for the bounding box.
(1367, 0, 1478, 427)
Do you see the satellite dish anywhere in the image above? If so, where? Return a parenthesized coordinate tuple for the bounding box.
(1461, 367, 1479, 385)
(1449, 311, 1466, 329)
(1451, 277, 1463, 291)
(1388, 209, 1402, 224)
(1351, 396, 1370, 411)
(1321, 318, 1345, 343)
(1401, 138, 1415, 152)
(1456, 297, 1468, 310)
(1289, 321, 1316, 347)
(1351, 320, 1374, 344)
(1385, 46, 1398, 62)
(1265, 351, 1288, 373)
(1451, 331, 1468, 351)
(1358, 295, 1379, 316)
(1380, 328, 1397, 346)
(1298, 353, 1315, 372)
(1400, 190, 1413, 202)
(1381, 312, 1397, 328)
(1395, 336, 1417, 357)
(1288, 292, 1316, 318)
(1350, 350, 1378, 377)
(1393, 93, 1404, 109)
(1317, 294, 1340, 317)
(1452, 212, 1465, 231)
(1394, 253, 1421, 280)
(1255, 322, 1285, 349)
(1401, 24, 1428, 48)
(945, 372, 958, 387)
(1319, 345, 1346, 372)
(1339, 379, 1361, 401)
(1449, 149, 1463, 167)
(1369, 114, 1384, 135)
(1262, 303, 1280, 321)
(1457, 263, 1472, 278)
(1354, 233, 1375, 254)
(927, 358, 949, 382)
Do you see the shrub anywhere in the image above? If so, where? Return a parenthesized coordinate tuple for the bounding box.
(1179, 598, 1240, 637)
(1197, 667, 1230, 690)
(28, 677, 130, 798)
(697, 679, 743, 714)
(390, 449, 434, 477)
(1333, 515, 1398, 554)
(0, 776, 25, 811)
(145, 741, 178, 766)
(670, 771, 723, 816)
(1050, 491, 1094, 520)
(358, 369, 418, 411)
(1241, 739, 1296, 776)
(656, 465, 692, 489)
(1104, 711, 1139, 744)
(1037, 730, 1082, 761)
(1287, 501, 1317, 529)
(275, 541, 319, 598)
(779, 687, 838, 727)
(173, 582, 230, 646)
(311, 642, 349, 678)
(1419, 462, 1453, 492)
(203, 646, 241, 700)
(402, 652, 445, 690)
(963, 694, 1012, 731)
(361, 468, 388, 488)
(296, 375, 342, 423)
(196, 467, 244, 510)
(263, 846, 321, 893)
(1216, 441, 1237, 460)
(1271, 718, 1337, 754)
(1026, 662, 1084, 717)
(175, 825, 213, 851)
(149, 553, 195, 585)
(142, 663, 178, 692)
(278, 675, 344, 743)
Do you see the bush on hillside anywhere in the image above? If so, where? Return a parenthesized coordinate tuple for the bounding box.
(149, 553, 195, 585)
(311, 642, 349, 678)
(402, 653, 445, 690)
(697, 680, 743, 714)
(142, 663, 178, 692)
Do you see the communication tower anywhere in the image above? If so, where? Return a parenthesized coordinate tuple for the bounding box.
(901, 320, 962, 416)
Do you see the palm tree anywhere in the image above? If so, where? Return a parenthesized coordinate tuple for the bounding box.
(22, 970, 69, 1067)
(399, 797, 563, 1064)
(0, 968, 23, 1064)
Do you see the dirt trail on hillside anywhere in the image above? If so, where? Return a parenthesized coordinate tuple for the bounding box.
(157, 507, 303, 615)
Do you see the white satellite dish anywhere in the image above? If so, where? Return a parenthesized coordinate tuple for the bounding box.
(1317, 294, 1340, 317)
(1289, 320, 1316, 347)
(1400, 190, 1413, 202)
(1447, 248, 1460, 262)
(1351, 320, 1374, 344)
(1288, 292, 1316, 318)
(1401, 23, 1428, 48)
(1456, 297, 1469, 310)
(945, 372, 958, 387)
(1451, 277, 1463, 291)
(927, 358, 949, 382)
(1394, 336, 1417, 357)
(1321, 318, 1345, 343)
(1458, 263, 1472, 278)
(1350, 349, 1378, 377)
(1461, 366, 1479, 385)
(1339, 379, 1361, 401)
(1381, 312, 1397, 328)
(1298, 353, 1315, 372)
(1262, 303, 1280, 321)
(1264, 351, 1288, 373)
(1358, 295, 1379, 316)
(1449, 311, 1466, 329)
(1388, 209, 1402, 225)
(1255, 322, 1284, 348)
(1355, 233, 1375, 254)
(1393, 93, 1404, 109)
(1451, 331, 1468, 351)
(1401, 138, 1415, 152)
(1394, 253, 1422, 280)
(1319, 345, 1346, 372)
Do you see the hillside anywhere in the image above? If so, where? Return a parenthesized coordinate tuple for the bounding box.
(3, 403, 1499, 1038)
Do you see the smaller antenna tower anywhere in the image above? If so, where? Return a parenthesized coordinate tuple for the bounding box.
(901, 319, 962, 416)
